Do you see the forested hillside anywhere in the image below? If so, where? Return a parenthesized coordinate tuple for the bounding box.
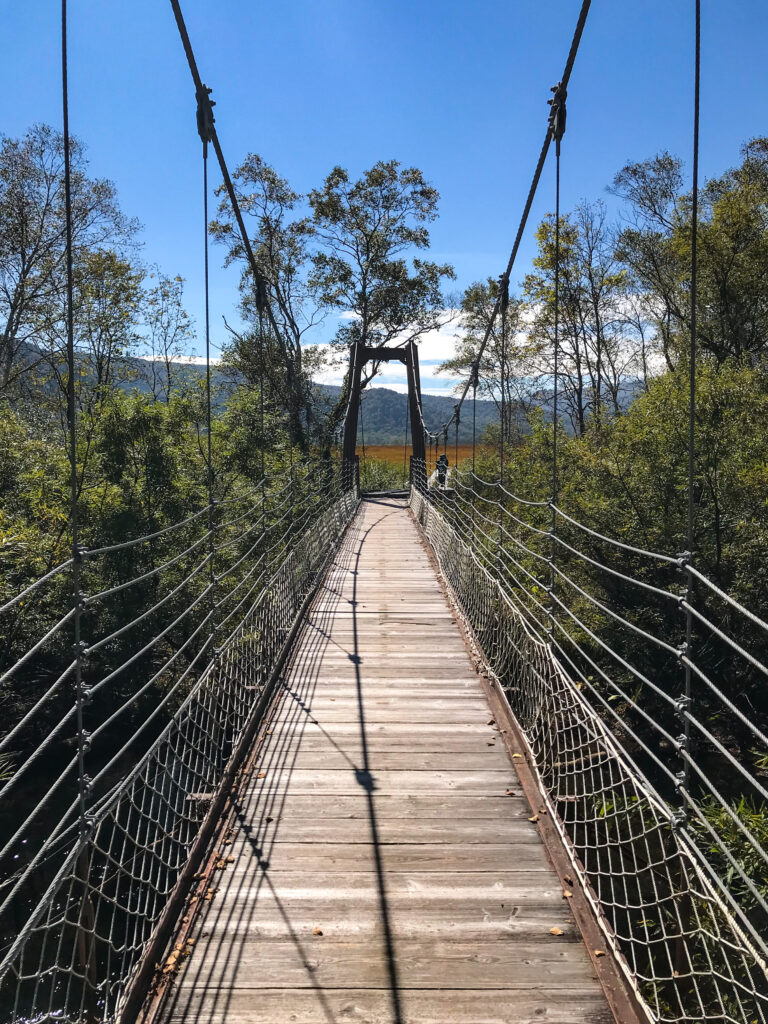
(2, 124, 768, 920)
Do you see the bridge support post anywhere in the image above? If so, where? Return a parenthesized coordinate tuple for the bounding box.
(340, 339, 427, 495)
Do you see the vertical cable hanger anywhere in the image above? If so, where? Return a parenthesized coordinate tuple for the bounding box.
(679, 0, 701, 817)
(499, 273, 509, 486)
(548, 76, 567, 627)
(61, 0, 88, 838)
(196, 81, 217, 651)
(62, 2, 98, 1001)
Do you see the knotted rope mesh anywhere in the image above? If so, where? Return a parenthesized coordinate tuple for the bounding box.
(411, 462, 768, 1024)
(0, 460, 358, 1022)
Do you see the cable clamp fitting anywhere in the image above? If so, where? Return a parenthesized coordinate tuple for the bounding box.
(676, 549, 692, 568)
(548, 81, 567, 145)
(671, 807, 687, 831)
(255, 276, 269, 314)
(498, 274, 510, 314)
(196, 84, 216, 146)
(79, 813, 97, 839)
(74, 543, 89, 562)
(675, 693, 691, 714)
(675, 641, 689, 661)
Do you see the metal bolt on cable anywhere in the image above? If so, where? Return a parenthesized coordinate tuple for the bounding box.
(671, 808, 687, 831)
(547, 81, 567, 144)
(196, 83, 215, 144)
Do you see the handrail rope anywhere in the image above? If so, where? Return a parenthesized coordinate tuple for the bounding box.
(410, 485, 768, 971)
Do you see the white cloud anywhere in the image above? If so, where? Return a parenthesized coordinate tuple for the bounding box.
(140, 354, 223, 366)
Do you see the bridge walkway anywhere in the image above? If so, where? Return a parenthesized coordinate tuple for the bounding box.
(156, 498, 612, 1024)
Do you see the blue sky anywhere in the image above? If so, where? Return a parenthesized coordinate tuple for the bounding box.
(4, 1, 767, 393)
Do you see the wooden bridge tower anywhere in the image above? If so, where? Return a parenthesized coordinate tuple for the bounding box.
(341, 339, 427, 491)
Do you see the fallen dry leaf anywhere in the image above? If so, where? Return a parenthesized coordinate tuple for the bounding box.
(505, 789, 516, 796)
(312, 927, 323, 936)
(487, 741, 495, 746)
(549, 927, 564, 936)
(594, 949, 606, 957)
(512, 753, 522, 759)
(266, 816, 274, 823)
(563, 889, 573, 899)
(529, 814, 539, 823)
(539, 808, 547, 814)
(564, 874, 573, 885)
(257, 772, 266, 779)
(487, 719, 495, 726)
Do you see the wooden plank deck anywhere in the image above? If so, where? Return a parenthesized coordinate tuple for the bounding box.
(158, 498, 612, 1024)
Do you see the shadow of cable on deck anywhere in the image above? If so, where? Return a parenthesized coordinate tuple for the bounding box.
(157, 499, 407, 1024)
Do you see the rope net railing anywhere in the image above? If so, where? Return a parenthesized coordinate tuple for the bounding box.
(410, 462, 768, 1024)
(0, 461, 358, 1022)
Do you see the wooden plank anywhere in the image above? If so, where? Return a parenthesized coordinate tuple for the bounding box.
(157, 498, 612, 1024)
(173, 939, 601, 991)
(196, 869, 571, 902)
(281, 750, 513, 771)
(239, 769, 518, 794)
(190, 897, 580, 942)
(222, 843, 552, 873)
(245, 794, 525, 819)
(215, 817, 535, 844)
(165, 989, 614, 1024)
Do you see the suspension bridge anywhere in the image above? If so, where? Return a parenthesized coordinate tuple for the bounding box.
(1, 1, 767, 1022)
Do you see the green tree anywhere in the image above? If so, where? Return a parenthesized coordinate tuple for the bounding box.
(0, 124, 136, 395)
(211, 155, 326, 450)
(140, 271, 195, 402)
(309, 160, 454, 395)
(612, 139, 768, 366)
(436, 277, 529, 446)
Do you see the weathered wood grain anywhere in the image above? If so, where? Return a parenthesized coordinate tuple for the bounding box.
(165, 989, 614, 1024)
(158, 498, 611, 1024)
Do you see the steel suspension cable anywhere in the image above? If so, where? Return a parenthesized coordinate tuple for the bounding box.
(427, 0, 591, 442)
(169, 0, 285, 349)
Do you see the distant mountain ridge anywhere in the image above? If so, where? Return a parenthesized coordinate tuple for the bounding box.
(314, 384, 500, 444)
